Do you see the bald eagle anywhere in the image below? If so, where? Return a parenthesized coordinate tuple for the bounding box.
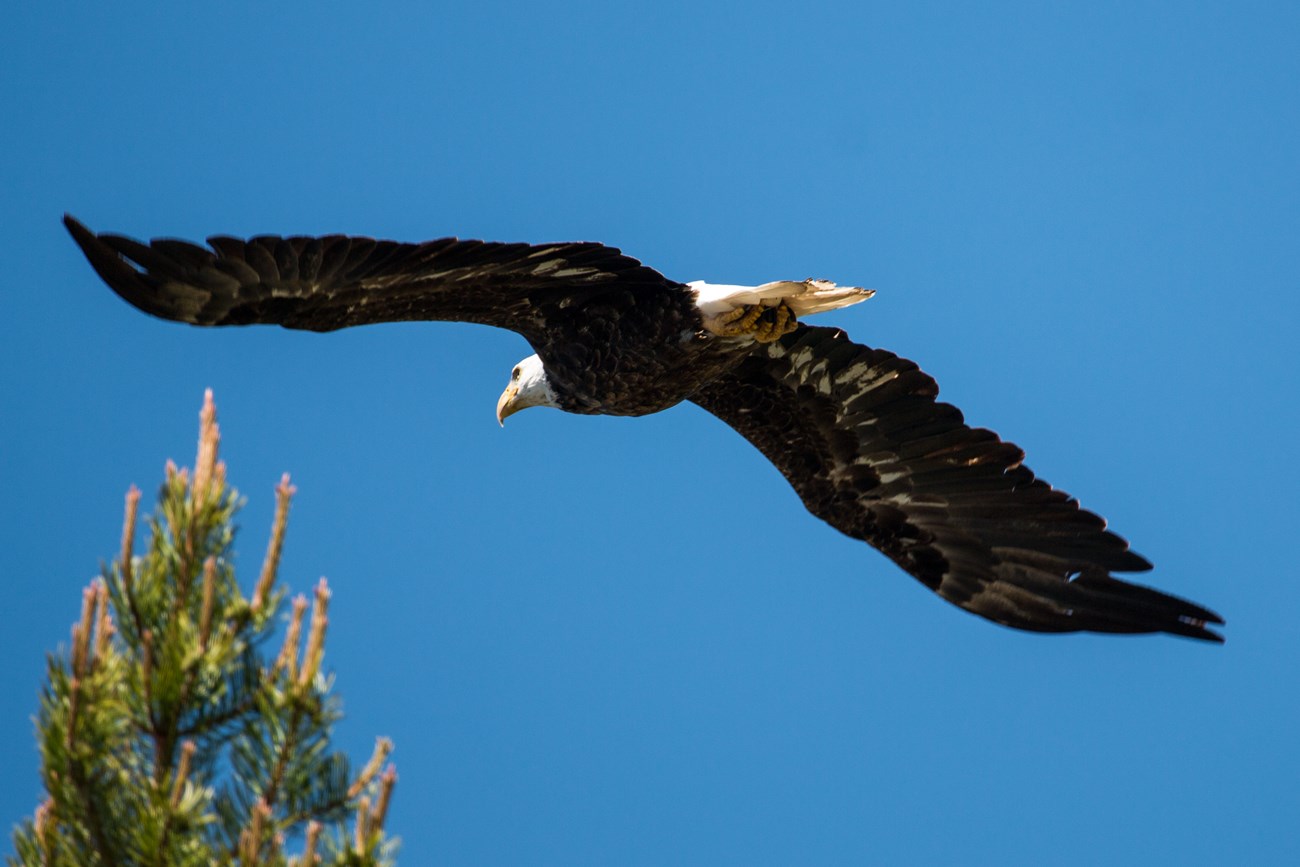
(63, 215, 1223, 642)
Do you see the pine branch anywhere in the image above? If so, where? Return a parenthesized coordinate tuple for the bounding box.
(10, 391, 402, 867)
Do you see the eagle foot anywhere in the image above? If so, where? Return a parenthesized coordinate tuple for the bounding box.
(709, 302, 798, 343)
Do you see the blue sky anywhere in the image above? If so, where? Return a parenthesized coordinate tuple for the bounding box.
(3, 1, 1298, 863)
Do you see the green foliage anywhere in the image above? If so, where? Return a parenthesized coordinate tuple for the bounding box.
(10, 392, 398, 866)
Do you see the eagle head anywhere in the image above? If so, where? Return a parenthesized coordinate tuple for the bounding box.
(497, 354, 559, 425)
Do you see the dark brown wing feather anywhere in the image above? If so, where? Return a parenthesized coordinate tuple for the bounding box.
(689, 325, 1224, 641)
(63, 215, 683, 344)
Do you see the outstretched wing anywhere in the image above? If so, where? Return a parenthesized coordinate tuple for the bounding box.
(689, 326, 1223, 641)
(63, 215, 683, 344)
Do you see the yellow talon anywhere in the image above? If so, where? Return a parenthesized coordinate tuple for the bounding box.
(708, 301, 799, 341)
(752, 302, 797, 343)
(711, 304, 767, 336)
(714, 306, 749, 326)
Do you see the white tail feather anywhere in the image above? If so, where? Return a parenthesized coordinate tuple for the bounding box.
(690, 279, 874, 319)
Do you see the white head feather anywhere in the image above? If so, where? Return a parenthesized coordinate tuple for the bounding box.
(497, 353, 559, 424)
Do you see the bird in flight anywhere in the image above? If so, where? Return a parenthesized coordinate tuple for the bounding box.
(63, 215, 1223, 642)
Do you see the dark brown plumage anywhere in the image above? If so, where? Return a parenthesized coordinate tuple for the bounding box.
(691, 327, 1222, 640)
(63, 214, 717, 415)
(63, 215, 1224, 641)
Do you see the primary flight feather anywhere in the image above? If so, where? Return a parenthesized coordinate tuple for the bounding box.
(63, 215, 1224, 642)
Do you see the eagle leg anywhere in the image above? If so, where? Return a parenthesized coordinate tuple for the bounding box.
(707, 302, 799, 342)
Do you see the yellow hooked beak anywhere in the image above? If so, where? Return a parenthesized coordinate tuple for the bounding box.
(496, 382, 521, 426)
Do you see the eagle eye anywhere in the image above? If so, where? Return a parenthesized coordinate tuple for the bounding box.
(511, 367, 521, 381)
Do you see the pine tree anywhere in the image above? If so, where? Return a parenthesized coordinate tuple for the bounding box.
(10, 391, 399, 866)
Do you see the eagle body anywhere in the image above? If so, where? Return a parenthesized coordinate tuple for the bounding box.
(516, 284, 743, 417)
(63, 215, 1225, 642)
